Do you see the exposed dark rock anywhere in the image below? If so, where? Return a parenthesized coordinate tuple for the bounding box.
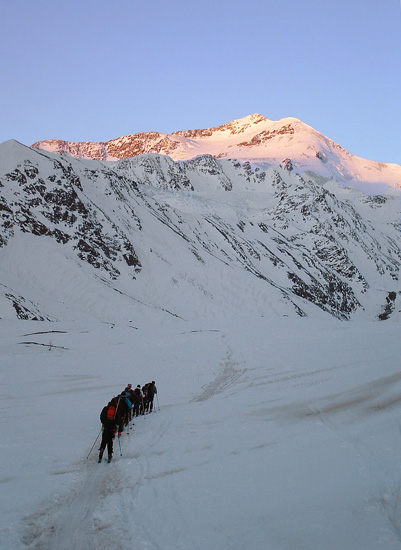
(280, 158, 294, 171)
(378, 291, 397, 320)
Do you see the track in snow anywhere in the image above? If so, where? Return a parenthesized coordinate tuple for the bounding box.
(22, 413, 169, 550)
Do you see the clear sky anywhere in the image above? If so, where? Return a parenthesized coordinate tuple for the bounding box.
(1, 0, 400, 164)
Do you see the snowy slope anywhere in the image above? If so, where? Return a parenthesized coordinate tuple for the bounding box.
(31, 114, 401, 192)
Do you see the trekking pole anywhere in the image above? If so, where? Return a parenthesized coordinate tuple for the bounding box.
(156, 394, 160, 411)
(118, 434, 122, 456)
(87, 427, 102, 459)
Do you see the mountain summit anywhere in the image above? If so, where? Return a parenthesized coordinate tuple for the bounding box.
(31, 114, 401, 191)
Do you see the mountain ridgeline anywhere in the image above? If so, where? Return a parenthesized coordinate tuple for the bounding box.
(1, 115, 401, 322)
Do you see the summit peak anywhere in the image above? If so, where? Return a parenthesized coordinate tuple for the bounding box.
(29, 114, 401, 190)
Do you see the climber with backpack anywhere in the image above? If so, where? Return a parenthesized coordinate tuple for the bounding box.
(119, 391, 133, 429)
(132, 385, 144, 417)
(147, 381, 157, 412)
(98, 396, 121, 463)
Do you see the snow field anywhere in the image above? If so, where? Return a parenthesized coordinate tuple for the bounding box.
(2, 316, 401, 548)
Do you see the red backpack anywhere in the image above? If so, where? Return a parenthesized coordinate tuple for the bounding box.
(106, 405, 116, 419)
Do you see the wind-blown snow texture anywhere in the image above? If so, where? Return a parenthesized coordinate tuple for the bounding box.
(1, 115, 401, 548)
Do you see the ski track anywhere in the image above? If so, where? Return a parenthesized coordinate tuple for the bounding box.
(23, 456, 127, 550)
(191, 345, 246, 402)
(18, 338, 401, 549)
(21, 344, 240, 549)
(21, 409, 174, 550)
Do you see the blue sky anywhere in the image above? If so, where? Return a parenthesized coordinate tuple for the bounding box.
(1, 0, 400, 164)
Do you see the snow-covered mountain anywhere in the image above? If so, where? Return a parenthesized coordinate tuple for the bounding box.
(1, 137, 400, 323)
(31, 114, 401, 192)
(3, 120, 401, 549)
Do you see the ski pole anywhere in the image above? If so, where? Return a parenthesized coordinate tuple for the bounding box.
(87, 428, 102, 459)
(156, 394, 160, 411)
(118, 434, 122, 456)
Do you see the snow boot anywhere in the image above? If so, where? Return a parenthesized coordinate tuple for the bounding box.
(98, 449, 104, 463)
(107, 455, 112, 463)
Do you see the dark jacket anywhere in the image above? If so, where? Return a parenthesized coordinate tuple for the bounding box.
(100, 397, 123, 431)
(147, 383, 156, 398)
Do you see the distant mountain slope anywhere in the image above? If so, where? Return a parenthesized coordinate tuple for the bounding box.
(31, 114, 401, 192)
(1, 139, 400, 323)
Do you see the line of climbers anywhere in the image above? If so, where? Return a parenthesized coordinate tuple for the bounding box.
(98, 381, 157, 463)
